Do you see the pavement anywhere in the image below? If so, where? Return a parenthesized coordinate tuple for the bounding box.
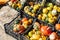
(0, 26, 16, 40)
(0, 6, 18, 40)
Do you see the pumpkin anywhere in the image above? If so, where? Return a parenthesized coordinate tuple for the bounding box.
(30, 34, 40, 40)
(28, 31, 33, 37)
(47, 7, 52, 11)
(43, 8, 48, 14)
(49, 32, 58, 40)
(55, 24, 60, 30)
(53, 5, 58, 10)
(52, 10, 57, 16)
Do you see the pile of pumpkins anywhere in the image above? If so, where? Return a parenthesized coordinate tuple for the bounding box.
(8, 0, 22, 10)
(24, 2, 60, 24)
(38, 3, 60, 24)
(13, 17, 33, 34)
(25, 22, 60, 40)
(24, 2, 41, 17)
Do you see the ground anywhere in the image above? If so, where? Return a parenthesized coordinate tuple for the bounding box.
(0, 26, 16, 40)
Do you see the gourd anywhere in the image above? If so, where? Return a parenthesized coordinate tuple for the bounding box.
(48, 18, 54, 23)
(47, 7, 52, 11)
(52, 10, 57, 16)
(30, 34, 40, 40)
(24, 6, 30, 13)
(47, 3, 53, 7)
(53, 5, 58, 10)
(17, 3, 22, 9)
(49, 32, 58, 40)
(55, 24, 60, 30)
(38, 15, 42, 20)
(28, 31, 33, 37)
(39, 38, 43, 40)
(43, 8, 48, 14)
(57, 7, 60, 12)
(28, 19, 33, 24)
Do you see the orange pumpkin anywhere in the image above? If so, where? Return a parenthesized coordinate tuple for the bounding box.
(55, 24, 60, 30)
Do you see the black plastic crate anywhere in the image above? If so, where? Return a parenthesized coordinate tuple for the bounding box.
(4, 12, 35, 40)
(4, 13, 22, 40)
(21, 18, 57, 40)
(22, 0, 46, 17)
(4, 23, 22, 40)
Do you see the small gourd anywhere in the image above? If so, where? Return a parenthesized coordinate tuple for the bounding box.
(31, 34, 40, 40)
(52, 10, 57, 16)
(28, 31, 33, 37)
(43, 8, 48, 14)
(47, 7, 52, 11)
(53, 5, 58, 10)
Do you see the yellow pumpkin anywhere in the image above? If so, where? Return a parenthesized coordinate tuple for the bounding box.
(48, 18, 55, 23)
(28, 12, 32, 16)
(57, 7, 60, 12)
(53, 5, 58, 10)
(28, 19, 33, 24)
(47, 7, 52, 11)
(17, 3, 22, 8)
(33, 4, 40, 10)
(48, 13, 52, 18)
(31, 34, 40, 40)
(28, 31, 33, 37)
(38, 15, 42, 20)
(32, 29, 35, 34)
(42, 14, 47, 17)
(32, 13, 35, 17)
(22, 23, 28, 28)
(53, 16, 57, 20)
(24, 6, 30, 12)
(12, 3, 15, 8)
(42, 36, 47, 40)
(42, 16, 46, 21)
(39, 38, 43, 40)
(43, 8, 48, 14)
(32, 10, 36, 13)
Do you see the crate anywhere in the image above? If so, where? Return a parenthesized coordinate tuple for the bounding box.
(6, 0, 27, 12)
(4, 13, 35, 40)
(4, 23, 22, 40)
(21, 18, 57, 40)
